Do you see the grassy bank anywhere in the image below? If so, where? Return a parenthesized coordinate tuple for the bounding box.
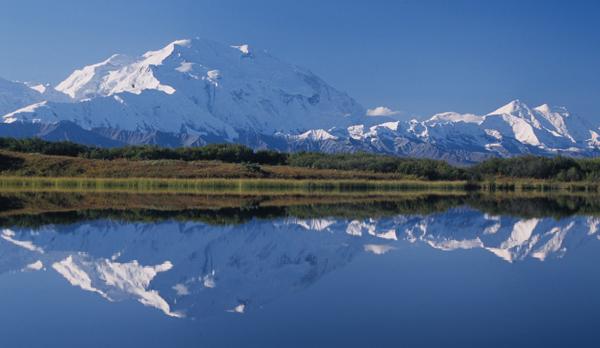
(0, 176, 470, 194)
(1, 148, 600, 193)
(0, 176, 598, 195)
(0, 149, 414, 180)
(476, 179, 600, 193)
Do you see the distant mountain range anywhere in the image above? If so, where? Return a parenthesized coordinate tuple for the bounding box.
(1, 38, 599, 164)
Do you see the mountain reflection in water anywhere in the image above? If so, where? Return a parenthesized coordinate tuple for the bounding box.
(0, 192, 599, 320)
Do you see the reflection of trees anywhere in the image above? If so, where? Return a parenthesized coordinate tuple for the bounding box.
(1, 191, 600, 229)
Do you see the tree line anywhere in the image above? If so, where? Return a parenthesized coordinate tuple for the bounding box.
(0, 137, 287, 164)
(1, 137, 600, 182)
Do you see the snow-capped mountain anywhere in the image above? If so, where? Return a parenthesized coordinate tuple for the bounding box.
(0, 38, 599, 163)
(286, 99, 600, 164)
(2, 38, 365, 143)
(0, 78, 70, 115)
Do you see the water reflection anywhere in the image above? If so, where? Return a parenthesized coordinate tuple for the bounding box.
(0, 192, 599, 320)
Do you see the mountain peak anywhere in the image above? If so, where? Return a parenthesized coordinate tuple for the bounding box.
(141, 40, 188, 66)
(104, 53, 132, 66)
(55, 53, 134, 99)
(3, 39, 599, 161)
(6, 38, 365, 134)
(535, 103, 551, 113)
(428, 112, 483, 125)
(488, 99, 532, 116)
(534, 103, 569, 116)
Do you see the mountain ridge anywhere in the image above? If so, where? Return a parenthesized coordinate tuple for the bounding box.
(1, 38, 599, 164)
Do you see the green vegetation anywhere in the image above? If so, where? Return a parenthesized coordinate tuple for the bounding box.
(471, 155, 600, 181)
(0, 150, 414, 180)
(0, 176, 468, 194)
(287, 152, 467, 180)
(1, 137, 600, 184)
(0, 138, 466, 180)
(0, 137, 287, 164)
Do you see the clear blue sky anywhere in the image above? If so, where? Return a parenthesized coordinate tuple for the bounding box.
(0, 0, 599, 120)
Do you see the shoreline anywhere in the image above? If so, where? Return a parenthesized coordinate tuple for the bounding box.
(0, 176, 599, 194)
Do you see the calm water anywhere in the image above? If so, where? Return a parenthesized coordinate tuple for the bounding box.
(0, 193, 599, 347)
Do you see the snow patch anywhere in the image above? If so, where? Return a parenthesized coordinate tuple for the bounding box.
(1, 229, 44, 253)
(232, 44, 251, 56)
(364, 244, 396, 255)
(173, 283, 190, 296)
(297, 129, 337, 141)
(227, 303, 246, 314)
(429, 112, 482, 124)
(24, 260, 44, 271)
(176, 62, 194, 73)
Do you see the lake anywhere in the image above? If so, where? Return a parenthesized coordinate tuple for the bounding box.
(0, 191, 599, 347)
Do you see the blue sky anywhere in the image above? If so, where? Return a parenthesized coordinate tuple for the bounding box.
(0, 0, 599, 119)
